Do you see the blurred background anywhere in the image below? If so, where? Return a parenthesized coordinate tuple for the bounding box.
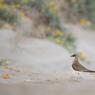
(0, 0, 95, 82)
(0, 0, 95, 59)
(0, 0, 95, 95)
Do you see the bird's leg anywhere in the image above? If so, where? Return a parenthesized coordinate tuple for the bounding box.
(74, 71, 81, 81)
(77, 72, 80, 75)
(71, 71, 80, 81)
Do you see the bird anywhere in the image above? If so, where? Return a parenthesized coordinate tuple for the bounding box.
(71, 54, 95, 73)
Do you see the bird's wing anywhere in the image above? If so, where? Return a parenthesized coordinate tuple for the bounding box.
(77, 63, 89, 71)
(72, 60, 89, 72)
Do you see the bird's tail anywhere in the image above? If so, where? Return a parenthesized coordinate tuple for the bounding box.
(85, 70, 95, 73)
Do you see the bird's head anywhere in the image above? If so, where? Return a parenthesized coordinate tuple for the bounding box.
(71, 54, 77, 57)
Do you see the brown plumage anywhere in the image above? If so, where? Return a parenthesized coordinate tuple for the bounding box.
(71, 54, 95, 73)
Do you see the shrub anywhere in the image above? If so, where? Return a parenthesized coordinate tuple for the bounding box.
(0, 7, 17, 24)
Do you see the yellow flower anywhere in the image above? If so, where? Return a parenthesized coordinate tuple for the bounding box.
(19, 11, 25, 17)
(54, 30, 64, 37)
(1, 73, 10, 79)
(15, 4, 20, 8)
(0, 3, 6, 10)
(86, 20, 92, 26)
(80, 19, 86, 26)
(79, 51, 88, 60)
(49, 8, 57, 14)
(12, 5, 16, 9)
(11, 3, 20, 9)
(80, 19, 91, 26)
(55, 38, 64, 45)
(49, 2, 56, 8)
(47, 27, 52, 32)
(23, 0, 30, 4)
(48, 2, 57, 14)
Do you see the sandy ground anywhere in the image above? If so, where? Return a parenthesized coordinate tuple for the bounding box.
(0, 26, 95, 95)
(0, 80, 95, 95)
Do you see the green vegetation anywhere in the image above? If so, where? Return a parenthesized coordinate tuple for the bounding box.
(61, 0, 95, 23)
(0, 0, 77, 53)
(0, 8, 17, 24)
